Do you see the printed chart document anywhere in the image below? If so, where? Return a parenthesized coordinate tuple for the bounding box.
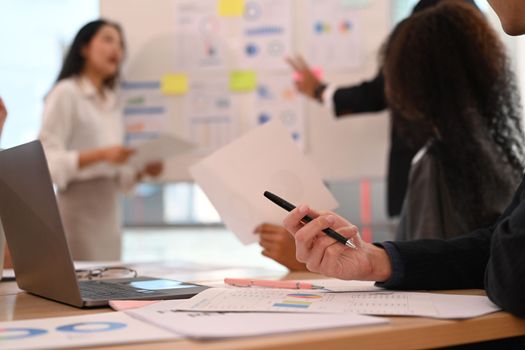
(128, 134, 195, 168)
(175, 288, 501, 319)
(0, 311, 178, 350)
(190, 120, 338, 244)
(126, 300, 388, 339)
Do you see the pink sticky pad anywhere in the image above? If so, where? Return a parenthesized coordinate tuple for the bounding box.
(293, 67, 324, 82)
(109, 300, 159, 311)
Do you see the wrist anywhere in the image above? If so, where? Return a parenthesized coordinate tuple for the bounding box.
(368, 245, 392, 282)
(313, 83, 327, 103)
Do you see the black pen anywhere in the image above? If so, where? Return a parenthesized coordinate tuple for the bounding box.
(263, 191, 358, 250)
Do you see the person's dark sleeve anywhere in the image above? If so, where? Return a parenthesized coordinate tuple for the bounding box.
(484, 185, 525, 317)
(375, 228, 492, 290)
(332, 71, 387, 117)
(373, 178, 525, 317)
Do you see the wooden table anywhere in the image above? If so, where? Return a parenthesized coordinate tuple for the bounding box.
(1, 271, 525, 350)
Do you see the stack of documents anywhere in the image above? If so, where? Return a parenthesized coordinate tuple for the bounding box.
(1, 285, 502, 348)
(173, 287, 501, 319)
(126, 300, 388, 339)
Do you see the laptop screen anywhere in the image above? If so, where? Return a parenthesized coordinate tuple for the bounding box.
(0, 140, 83, 307)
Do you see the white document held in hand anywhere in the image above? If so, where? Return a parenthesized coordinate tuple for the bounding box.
(189, 120, 338, 244)
(126, 300, 388, 339)
(174, 288, 501, 319)
(129, 134, 195, 168)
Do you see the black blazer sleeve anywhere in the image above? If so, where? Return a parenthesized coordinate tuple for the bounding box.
(382, 177, 525, 317)
(332, 71, 387, 117)
(484, 180, 525, 317)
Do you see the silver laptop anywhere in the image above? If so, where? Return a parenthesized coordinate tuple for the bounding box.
(0, 140, 208, 308)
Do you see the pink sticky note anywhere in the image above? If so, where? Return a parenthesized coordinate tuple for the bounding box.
(109, 300, 159, 311)
(293, 67, 324, 82)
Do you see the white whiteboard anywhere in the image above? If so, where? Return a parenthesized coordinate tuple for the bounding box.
(100, 0, 391, 181)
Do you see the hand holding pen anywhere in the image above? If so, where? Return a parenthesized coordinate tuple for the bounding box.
(264, 191, 357, 249)
(266, 192, 393, 282)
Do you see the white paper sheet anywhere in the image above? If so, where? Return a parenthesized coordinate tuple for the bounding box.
(126, 300, 388, 339)
(189, 120, 338, 244)
(128, 134, 195, 168)
(0, 312, 178, 350)
(175, 288, 501, 319)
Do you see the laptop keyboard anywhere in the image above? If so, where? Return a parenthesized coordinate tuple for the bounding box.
(78, 280, 158, 300)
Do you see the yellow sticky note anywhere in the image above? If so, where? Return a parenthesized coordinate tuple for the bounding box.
(230, 71, 257, 92)
(218, 0, 245, 17)
(161, 74, 188, 95)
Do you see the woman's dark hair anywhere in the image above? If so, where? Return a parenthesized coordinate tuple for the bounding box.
(384, 1, 525, 229)
(411, 0, 477, 13)
(56, 19, 124, 89)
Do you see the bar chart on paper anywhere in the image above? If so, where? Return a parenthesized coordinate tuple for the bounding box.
(175, 288, 501, 319)
(273, 293, 322, 309)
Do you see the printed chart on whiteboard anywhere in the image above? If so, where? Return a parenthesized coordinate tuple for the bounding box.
(186, 77, 238, 154)
(306, 0, 363, 70)
(239, 0, 293, 70)
(174, 0, 228, 70)
(253, 73, 305, 149)
(120, 81, 169, 146)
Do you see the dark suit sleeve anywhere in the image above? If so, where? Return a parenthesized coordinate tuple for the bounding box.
(377, 178, 525, 317)
(332, 71, 387, 117)
(484, 184, 525, 317)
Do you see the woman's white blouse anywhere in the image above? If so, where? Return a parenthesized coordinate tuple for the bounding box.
(39, 76, 134, 190)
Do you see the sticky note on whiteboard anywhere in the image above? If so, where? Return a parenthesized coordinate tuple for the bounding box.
(218, 0, 245, 17)
(161, 74, 189, 95)
(230, 71, 257, 92)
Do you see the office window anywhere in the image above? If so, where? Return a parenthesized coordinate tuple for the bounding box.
(0, 0, 99, 149)
(123, 183, 221, 226)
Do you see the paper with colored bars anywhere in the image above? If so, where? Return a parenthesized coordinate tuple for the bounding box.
(174, 288, 501, 319)
(0, 312, 178, 350)
(189, 120, 338, 244)
(125, 299, 388, 339)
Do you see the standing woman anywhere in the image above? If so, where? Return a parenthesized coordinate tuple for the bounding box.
(40, 20, 161, 261)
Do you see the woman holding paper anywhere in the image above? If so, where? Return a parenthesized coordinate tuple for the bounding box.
(39, 19, 162, 260)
